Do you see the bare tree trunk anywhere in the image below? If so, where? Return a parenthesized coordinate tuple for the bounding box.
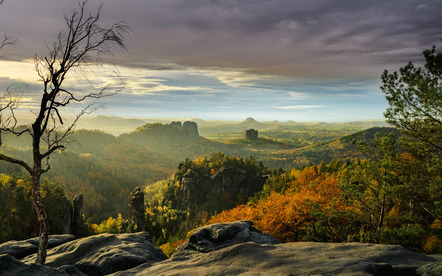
(378, 194, 386, 230)
(0, 0, 129, 264)
(31, 172, 48, 264)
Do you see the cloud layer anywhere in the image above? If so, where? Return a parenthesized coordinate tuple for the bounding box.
(0, 0, 440, 121)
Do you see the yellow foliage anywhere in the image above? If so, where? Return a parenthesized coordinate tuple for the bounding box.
(423, 219, 442, 254)
(91, 213, 126, 234)
(160, 243, 174, 258)
(0, 174, 12, 186)
(193, 156, 206, 166)
(160, 240, 186, 258)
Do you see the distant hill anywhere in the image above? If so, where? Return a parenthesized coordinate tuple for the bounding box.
(265, 127, 400, 168)
(237, 117, 265, 129)
(73, 115, 388, 137)
(76, 116, 147, 135)
(340, 120, 388, 128)
(0, 129, 175, 222)
(199, 117, 268, 135)
(0, 119, 397, 222)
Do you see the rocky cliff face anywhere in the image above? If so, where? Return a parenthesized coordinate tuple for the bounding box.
(1, 221, 441, 276)
(128, 121, 200, 141)
(182, 121, 199, 137)
(170, 165, 266, 214)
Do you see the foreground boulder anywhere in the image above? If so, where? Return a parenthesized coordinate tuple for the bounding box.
(117, 242, 441, 276)
(0, 254, 85, 276)
(20, 232, 166, 275)
(0, 234, 75, 259)
(116, 221, 442, 276)
(1, 221, 441, 275)
(173, 220, 280, 256)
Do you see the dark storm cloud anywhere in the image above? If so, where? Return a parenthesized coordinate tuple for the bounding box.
(1, 0, 441, 79)
(113, 0, 442, 76)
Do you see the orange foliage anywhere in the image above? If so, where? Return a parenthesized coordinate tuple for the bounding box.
(209, 165, 349, 242)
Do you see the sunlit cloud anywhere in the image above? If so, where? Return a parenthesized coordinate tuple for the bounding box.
(277, 105, 321, 110)
(17, 97, 34, 102)
(288, 92, 309, 99)
(128, 85, 211, 95)
(196, 69, 272, 87)
(0, 60, 37, 84)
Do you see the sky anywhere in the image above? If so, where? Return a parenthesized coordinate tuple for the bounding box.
(0, 0, 441, 122)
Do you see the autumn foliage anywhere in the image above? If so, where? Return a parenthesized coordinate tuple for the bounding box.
(209, 162, 353, 242)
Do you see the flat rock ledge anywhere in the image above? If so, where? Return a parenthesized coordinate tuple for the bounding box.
(0, 232, 166, 276)
(0, 234, 75, 259)
(1, 221, 441, 276)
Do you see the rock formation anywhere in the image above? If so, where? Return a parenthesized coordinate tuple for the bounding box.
(245, 129, 258, 140)
(71, 194, 83, 236)
(183, 121, 199, 137)
(173, 220, 280, 256)
(121, 221, 442, 275)
(0, 235, 75, 259)
(1, 221, 441, 276)
(169, 121, 182, 129)
(172, 165, 266, 213)
(0, 254, 85, 276)
(16, 232, 166, 275)
(164, 121, 199, 137)
(52, 193, 83, 236)
(128, 187, 146, 231)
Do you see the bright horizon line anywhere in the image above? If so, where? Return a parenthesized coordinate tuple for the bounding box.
(11, 111, 387, 124)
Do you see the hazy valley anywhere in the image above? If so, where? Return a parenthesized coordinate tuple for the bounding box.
(0, 116, 389, 220)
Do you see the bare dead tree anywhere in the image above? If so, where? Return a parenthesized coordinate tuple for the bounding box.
(0, 1, 130, 264)
(0, 33, 16, 51)
(0, 1, 17, 52)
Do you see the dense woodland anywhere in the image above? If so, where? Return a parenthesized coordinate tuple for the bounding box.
(0, 41, 441, 259)
(0, 120, 383, 223)
(0, 118, 440, 255)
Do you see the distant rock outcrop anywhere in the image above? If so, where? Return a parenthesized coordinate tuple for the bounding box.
(183, 121, 199, 137)
(244, 129, 258, 140)
(122, 121, 200, 145)
(128, 187, 146, 231)
(169, 121, 182, 129)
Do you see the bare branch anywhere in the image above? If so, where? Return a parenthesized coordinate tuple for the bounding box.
(41, 145, 65, 160)
(0, 84, 32, 141)
(0, 152, 32, 172)
(1, 1, 129, 264)
(0, 33, 16, 50)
